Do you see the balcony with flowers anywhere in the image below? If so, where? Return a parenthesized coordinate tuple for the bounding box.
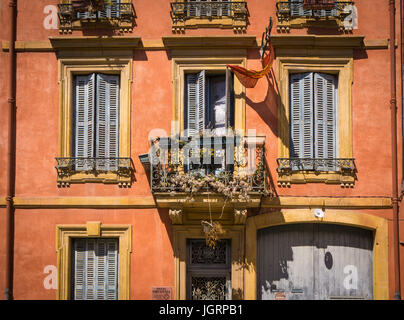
(140, 132, 270, 221)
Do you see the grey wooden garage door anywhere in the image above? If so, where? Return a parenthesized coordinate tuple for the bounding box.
(257, 224, 373, 300)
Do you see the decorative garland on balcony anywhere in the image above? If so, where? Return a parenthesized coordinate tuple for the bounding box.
(168, 169, 267, 248)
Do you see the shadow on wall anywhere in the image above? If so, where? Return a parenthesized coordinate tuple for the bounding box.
(243, 68, 289, 149)
(242, 67, 287, 197)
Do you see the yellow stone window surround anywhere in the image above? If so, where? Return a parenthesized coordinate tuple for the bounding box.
(57, 56, 133, 186)
(56, 222, 132, 300)
(172, 55, 246, 136)
(277, 56, 354, 186)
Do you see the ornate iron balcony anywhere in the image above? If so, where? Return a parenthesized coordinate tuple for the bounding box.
(276, 1, 354, 31)
(277, 158, 356, 173)
(171, 1, 247, 18)
(170, 1, 248, 32)
(149, 136, 267, 194)
(58, 2, 136, 33)
(55, 157, 134, 186)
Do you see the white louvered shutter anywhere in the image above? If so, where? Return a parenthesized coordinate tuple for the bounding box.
(74, 74, 95, 171)
(96, 74, 120, 171)
(186, 74, 198, 137)
(197, 70, 206, 133)
(314, 72, 337, 171)
(289, 72, 314, 170)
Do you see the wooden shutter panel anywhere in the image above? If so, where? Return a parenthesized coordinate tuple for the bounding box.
(197, 70, 206, 133)
(74, 74, 95, 171)
(222, 0, 231, 17)
(106, 240, 119, 300)
(225, 67, 235, 129)
(200, 0, 209, 16)
(186, 74, 198, 137)
(292, 0, 312, 16)
(96, 74, 120, 171)
(314, 72, 337, 171)
(98, 0, 120, 18)
(73, 239, 86, 300)
(289, 72, 314, 170)
(225, 68, 235, 171)
(189, 0, 197, 17)
(86, 239, 96, 300)
(96, 240, 107, 299)
(72, 239, 118, 300)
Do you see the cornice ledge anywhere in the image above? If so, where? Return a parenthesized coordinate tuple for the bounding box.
(49, 36, 142, 50)
(270, 35, 365, 49)
(162, 35, 258, 49)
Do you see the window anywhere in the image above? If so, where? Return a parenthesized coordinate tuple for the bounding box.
(185, 70, 234, 136)
(276, 55, 355, 186)
(184, 70, 235, 174)
(186, 239, 232, 300)
(289, 72, 337, 171)
(71, 238, 119, 300)
(56, 223, 131, 300)
(73, 73, 120, 172)
(56, 56, 133, 187)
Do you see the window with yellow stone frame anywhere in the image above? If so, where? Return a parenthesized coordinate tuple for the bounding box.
(276, 56, 356, 187)
(56, 57, 133, 187)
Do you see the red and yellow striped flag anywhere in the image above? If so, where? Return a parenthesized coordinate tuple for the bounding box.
(226, 43, 275, 89)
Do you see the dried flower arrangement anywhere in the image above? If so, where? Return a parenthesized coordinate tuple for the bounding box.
(168, 172, 258, 248)
(151, 131, 268, 248)
(201, 220, 226, 249)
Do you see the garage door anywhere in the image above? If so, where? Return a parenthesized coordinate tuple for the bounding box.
(257, 224, 373, 300)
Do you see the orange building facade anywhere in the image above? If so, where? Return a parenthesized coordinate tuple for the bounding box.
(0, 0, 403, 300)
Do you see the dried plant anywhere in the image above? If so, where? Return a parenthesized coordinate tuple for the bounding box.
(202, 220, 226, 249)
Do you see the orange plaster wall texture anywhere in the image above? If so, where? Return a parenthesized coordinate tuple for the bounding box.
(0, 0, 403, 300)
(11, 208, 173, 300)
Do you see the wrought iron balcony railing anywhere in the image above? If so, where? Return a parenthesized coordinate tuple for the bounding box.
(277, 158, 356, 173)
(277, 1, 353, 17)
(276, 1, 354, 31)
(55, 157, 134, 186)
(58, 3, 136, 32)
(171, 1, 247, 19)
(149, 136, 267, 194)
